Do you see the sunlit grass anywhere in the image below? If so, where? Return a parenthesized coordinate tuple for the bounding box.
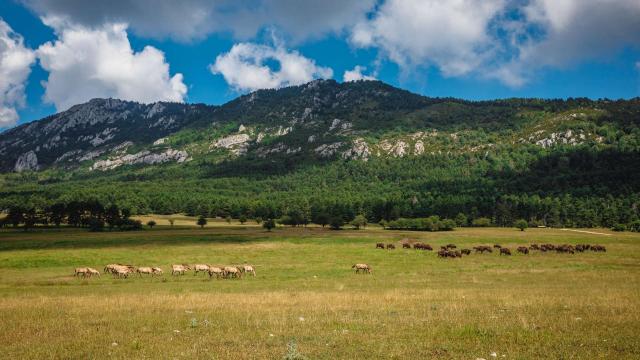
(0, 226, 638, 358)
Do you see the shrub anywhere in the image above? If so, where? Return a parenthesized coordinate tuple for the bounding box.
(263, 218, 276, 231)
(629, 220, 640, 232)
(472, 217, 492, 227)
(386, 217, 456, 231)
(118, 219, 142, 231)
(329, 217, 344, 230)
(351, 214, 367, 229)
(514, 219, 528, 231)
(88, 218, 104, 232)
(197, 216, 207, 228)
(612, 223, 626, 232)
(147, 220, 157, 229)
(455, 213, 468, 227)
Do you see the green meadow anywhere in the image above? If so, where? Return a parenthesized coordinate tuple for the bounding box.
(0, 223, 639, 359)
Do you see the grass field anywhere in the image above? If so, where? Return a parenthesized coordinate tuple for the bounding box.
(0, 224, 639, 359)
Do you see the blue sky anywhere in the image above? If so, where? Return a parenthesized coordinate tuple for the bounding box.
(0, 0, 639, 129)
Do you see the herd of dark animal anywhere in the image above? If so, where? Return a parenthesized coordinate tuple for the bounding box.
(375, 242, 606, 258)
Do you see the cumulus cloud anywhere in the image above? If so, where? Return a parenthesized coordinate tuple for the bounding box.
(210, 42, 333, 92)
(0, 19, 36, 128)
(351, 0, 506, 77)
(495, 0, 640, 85)
(343, 65, 376, 82)
(350, 0, 640, 87)
(21, 0, 375, 42)
(36, 19, 187, 111)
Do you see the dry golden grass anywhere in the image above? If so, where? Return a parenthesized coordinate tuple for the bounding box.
(0, 226, 639, 359)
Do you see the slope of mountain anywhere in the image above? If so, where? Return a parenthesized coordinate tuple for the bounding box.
(3, 79, 637, 174)
(1, 80, 639, 227)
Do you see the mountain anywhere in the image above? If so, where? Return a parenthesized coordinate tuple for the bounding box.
(3, 79, 637, 173)
(1, 80, 640, 227)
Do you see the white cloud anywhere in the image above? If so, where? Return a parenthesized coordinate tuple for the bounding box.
(494, 0, 640, 86)
(343, 65, 376, 82)
(210, 42, 333, 92)
(36, 20, 187, 111)
(351, 0, 505, 77)
(21, 0, 375, 42)
(0, 19, 35, 128)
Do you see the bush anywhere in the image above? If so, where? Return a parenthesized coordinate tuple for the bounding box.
(440, 219, 456, 231)
(612, 223, 626, 232)
(514, 219, 528, 231)
(118, 219, 142, 231)
(351, 214, 367, 229)
(278, 215, 294, 227)
(263, 218, 276, 231)
(88, 218, 104, 232)
(386, 217, 456, 231)
(329, 217, 344, 230)
(471, 217, 491, 227)
(197, 216, 207, 228)
(147, 220, 157, 229)
(629, 220, 640, 232)
(455, 213, 467, 227)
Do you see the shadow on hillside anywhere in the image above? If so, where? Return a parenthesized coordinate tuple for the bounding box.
(492, 147, 640, 197)
(0, 229, 271, 252)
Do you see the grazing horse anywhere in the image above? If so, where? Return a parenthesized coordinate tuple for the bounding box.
(500, 248, 512, 256)
(193, 264, 210, 275)
(208, 266, 224, 279)
(517, 246, 529, 254)
(74, 267, 90, 278)
(352, 264, 372, 274)
(171, 264, 191, 276)
(474, 246, 492, 254)
(376, 243, 385, 249)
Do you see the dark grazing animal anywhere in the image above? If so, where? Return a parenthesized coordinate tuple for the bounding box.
(386, 244, 396, 250)
(376, 243, 385, 249)
(556, 244, 575, 254)
(493, 244, 502, 249)
(517, 246, 529, 254)
(499, 248, 512, 256)
(446, 244, 457, 249)
(460, 249, 471, 255)
(402, 243, 411, 249)
(591, 245, 606, 252)
(473, 246, 492, 254)
(529, 244, 540, 250)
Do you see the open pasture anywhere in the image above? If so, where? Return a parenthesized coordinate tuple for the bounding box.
(0, 226, 639, 359)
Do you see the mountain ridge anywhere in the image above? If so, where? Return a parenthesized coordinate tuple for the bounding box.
(1, 79, 639, 174)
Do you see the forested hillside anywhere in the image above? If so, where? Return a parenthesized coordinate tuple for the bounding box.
(1, 80, 639, 229)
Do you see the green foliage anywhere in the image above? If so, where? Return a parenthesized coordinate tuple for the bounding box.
(515, 219, 528, 231)
(472, 218, 492, 227)
(263, 218, 276, 231)
(147, 220, 157, 228)
(197, 216, 207, 228)
(612, 223, 627, 232)
(455, 213, 468, 227)
(351, 214, 367, 229)
(387, 216, 456, 231)
(329, 217, 344, 230)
